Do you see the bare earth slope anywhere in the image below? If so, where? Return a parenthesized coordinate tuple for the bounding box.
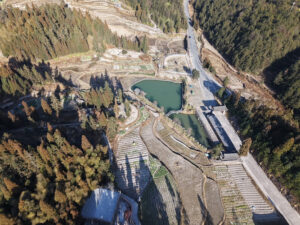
(140, 117, 204, 225)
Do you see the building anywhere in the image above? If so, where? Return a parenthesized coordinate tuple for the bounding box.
(212, 105, 228, 115)
(221, 152, 239, 161)
(81, 188, 140, 225)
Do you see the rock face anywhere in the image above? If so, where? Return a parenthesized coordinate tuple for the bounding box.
(115, 127, 150, 199)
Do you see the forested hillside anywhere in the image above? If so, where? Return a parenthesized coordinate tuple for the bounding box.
(125, 0, 186, 33)
(0, 65, 121, 223)
(225, 94, 300, 207)
(192, 0, 299, 73)
(0, 61, 53, 99)
(0, 4, 142, 61)
(270, 50, 300, 119)
(0, 3, 137, 223)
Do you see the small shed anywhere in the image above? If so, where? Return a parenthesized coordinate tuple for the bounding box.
(81, 188, 121, 225)
(212, 105, 228, 115)
(221, 152, 239, 161)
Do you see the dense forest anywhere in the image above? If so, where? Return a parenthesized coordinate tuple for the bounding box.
(225, 94, 300, 205)
(124, 0, 186, 33)
(0, 61, 53, 99)
(266, 49, 300, 120)
(0, 64, 122, 223)
(0, 4, 144, 61)
(0, 3, 135, 223)
(192, 0, 299, 73)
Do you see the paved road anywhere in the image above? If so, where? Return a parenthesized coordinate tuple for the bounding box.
(242, 154, 300, 225)
(183, 0, 300, 223)
(183, 0, 220, 107)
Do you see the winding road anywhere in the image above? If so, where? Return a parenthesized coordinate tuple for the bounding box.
(182, 0, 300, 224)
(183, 0, 220, 107)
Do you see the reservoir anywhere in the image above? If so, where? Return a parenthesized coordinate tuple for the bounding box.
(170, 113, 210, 147)
(132, 80, 182, 113)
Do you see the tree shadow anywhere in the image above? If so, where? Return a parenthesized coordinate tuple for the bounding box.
(89, 70, 121, 95)
(207, 113, 236, 152)
(114, 150, 171, 224)
(263, 47, 300, 89)
(126, 155, 134, 197)
(183, 36, 188, 51)
(138, 153, 171, 225)
(165, 176, 175, 197)
(203, 80, 220, 96)
(183, 65, 191, 74)
(165, 175, 182, 224)
(197, 195, 213, 225)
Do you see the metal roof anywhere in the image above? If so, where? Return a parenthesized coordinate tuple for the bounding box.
(213, 105, 228, 112)
(81, 188, 120, 223)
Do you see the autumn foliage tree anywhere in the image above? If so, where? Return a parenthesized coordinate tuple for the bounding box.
(239, 138, 252, 156)
(226, 94, 300, 202)
(0, 4, 142, 61)
(41, 98, 52, 115)
(0, 130, 113, 224)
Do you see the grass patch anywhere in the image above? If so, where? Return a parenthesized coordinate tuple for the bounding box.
(153, 165, 169, 178)
(138, 106, 149, 123)
(129, 72, 155, 76)
(47, 50, 94, 62)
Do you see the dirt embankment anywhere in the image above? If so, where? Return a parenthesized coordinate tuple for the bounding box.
(198, 31, 283, 110)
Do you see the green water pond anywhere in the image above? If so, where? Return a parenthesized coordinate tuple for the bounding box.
(132, 80, 182, 113)
(170, 113, 210, 147)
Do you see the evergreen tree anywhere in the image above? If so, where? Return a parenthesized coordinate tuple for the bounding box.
(41, 98, 52, 115)
(192, 69, 200, 80)
(124, 99, 131, 117)
(0, 4, 141, 61)
(7, 111, 16, 123)
(81, 135, 92, 151)
(50, 95, 61, 118)
(193, 0, 299, 73)
(239, 138, 252, 156)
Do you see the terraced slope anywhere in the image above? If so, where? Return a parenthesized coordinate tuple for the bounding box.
(214, 165, 254, 224)
(140, 117, 204, 225)
(141, 157, 183, 225)
(228, 164, 280, 221)
(65, 0, 163, 37)
(115, 127, 150, 199)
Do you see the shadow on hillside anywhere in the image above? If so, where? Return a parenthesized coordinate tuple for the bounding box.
(183, 65, 191, 74)
(197, 195, 213, 225)
(252, 212, 288, 225)
(114, 150, 186, 225)
(89, 70, 123, 94)
(263, 47, 300, 89)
